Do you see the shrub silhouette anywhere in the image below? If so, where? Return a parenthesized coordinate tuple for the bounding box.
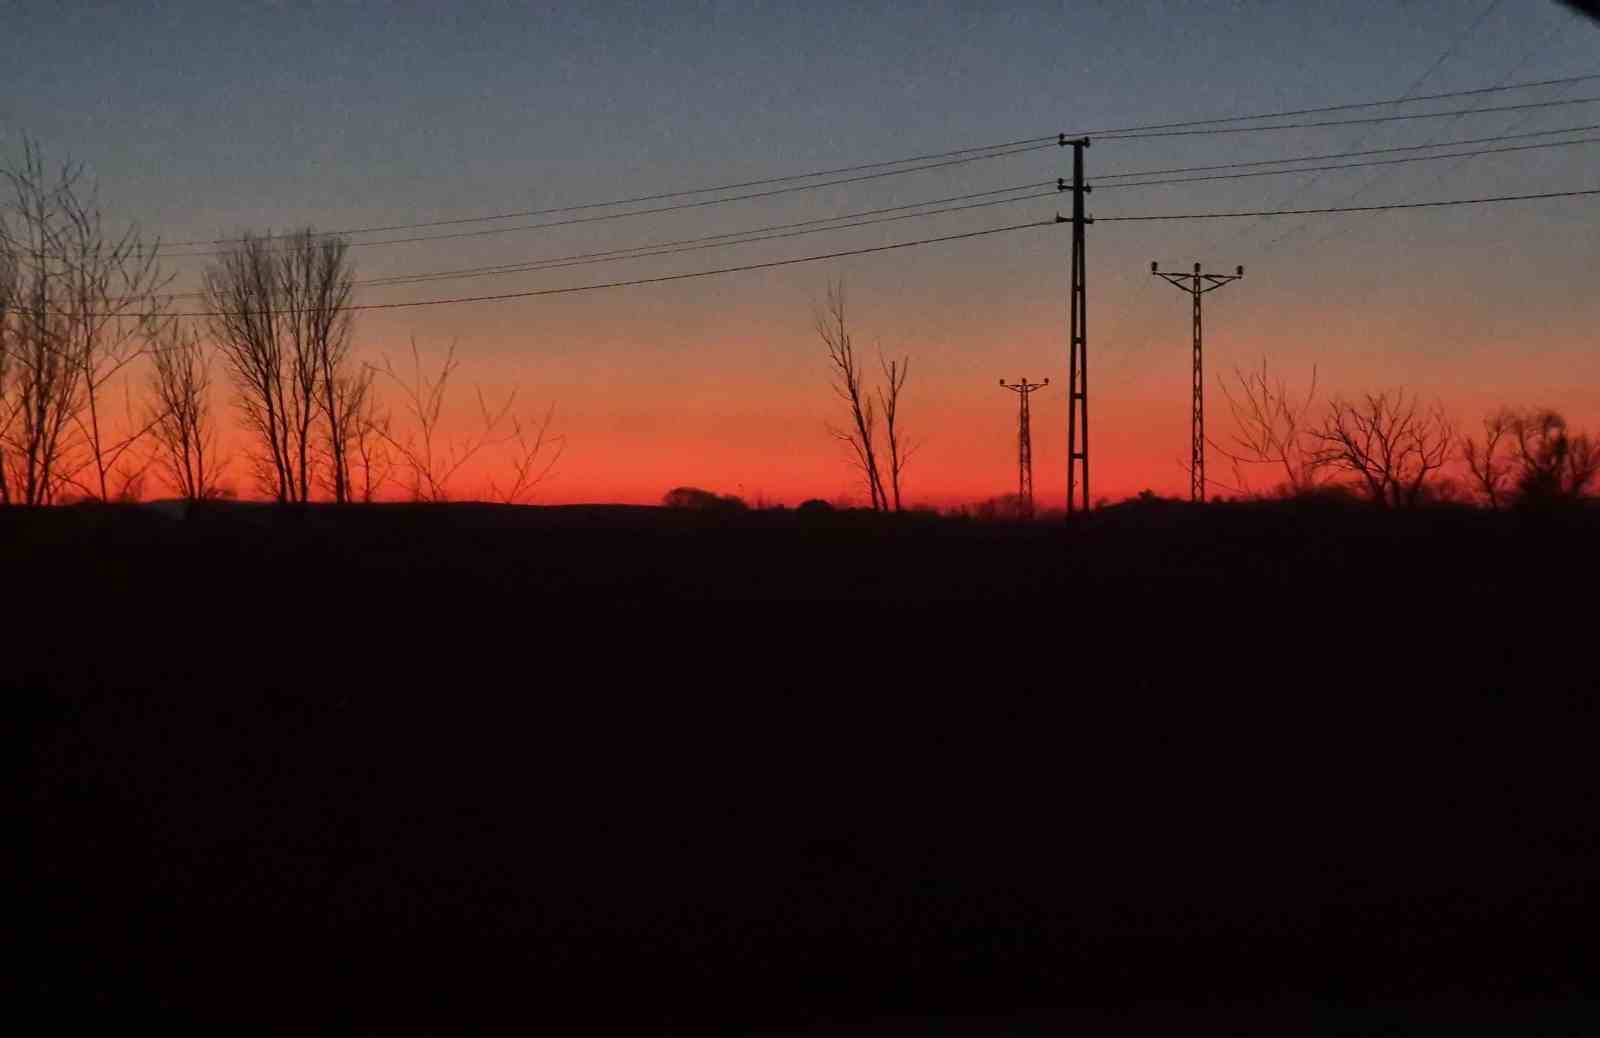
(663, 486, 748, 513)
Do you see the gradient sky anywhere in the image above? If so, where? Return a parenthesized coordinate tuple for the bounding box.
(5, 0, 1597, 505)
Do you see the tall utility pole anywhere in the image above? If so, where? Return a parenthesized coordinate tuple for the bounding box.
(1058, 137, 1092, 515)
(1151, 262, 1245, 503)
(1000, 378, 1048, 517)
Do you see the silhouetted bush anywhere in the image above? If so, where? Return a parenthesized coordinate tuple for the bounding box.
(957, 493, 1031, 522)
(796, 498, 834, 514)
(662, 486, 747, 513)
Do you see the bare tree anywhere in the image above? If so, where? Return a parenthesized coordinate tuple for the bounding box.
(1461, 408, 1516, 509)
(486, 403, 565, 505)
(351, 369, 394, 503)
(876, 350, 914, 512)
(331, 363, 393, 503)
(1509, 409, 1599, 506)
(0, 221, 16, 503)
(204, 228, 355, 502)
(811, 280, 918, 511)
(1211, 358, 1324, 497)
(377, 339, 559, 503)
(56, 177, 171, 501)
(147, 324, 224, 500)
(0, 139, 171, 503)
(280, 230, 355, 502)
(205, 233, 294, 500)
(1309, 388, 1455, 508)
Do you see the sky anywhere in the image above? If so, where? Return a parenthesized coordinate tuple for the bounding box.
(4, 0, 1597, 506)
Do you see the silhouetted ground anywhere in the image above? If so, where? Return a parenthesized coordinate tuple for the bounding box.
(16, 499, 1599, 1033)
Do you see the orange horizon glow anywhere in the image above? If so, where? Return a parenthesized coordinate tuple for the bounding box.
(100, 315, 1598, 510)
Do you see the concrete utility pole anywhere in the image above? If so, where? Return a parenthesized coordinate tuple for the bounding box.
(1000, 378, 1048, 517)
(1058, 137, 1092, 515)
(1151, 262, 1245, 503)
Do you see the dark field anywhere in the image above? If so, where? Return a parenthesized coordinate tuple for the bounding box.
(17, 500, 1599, 1034)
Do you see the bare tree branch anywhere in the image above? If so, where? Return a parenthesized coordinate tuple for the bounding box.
(814, 279, 889, 511)
(1308, 388, 1454, 508)
(0, 137, 172, 503)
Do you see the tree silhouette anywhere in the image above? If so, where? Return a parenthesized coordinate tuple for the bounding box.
(1462, 408, 1517, 509)
(1509, 409, 1599, 507)
(813, 279, 914, 512)
(1309, 389, 1454, 507)
(376, 338, 561, 503)
(1, 139, 172, 503)
(815, 280, 886, 510)
(1212, 358, 1324, 497)
(877, 350, 914, 512)
(204, 230, 352, 502)
(1461, 407, 1598, 509)
(146, 323, 225, 500)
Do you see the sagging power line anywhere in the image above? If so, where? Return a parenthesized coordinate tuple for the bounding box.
(94, 186, 1600, 321)
(1093, 121, 1600, 180)
(152, 72, 1600, 250)
(1102, 95, 1600, 140)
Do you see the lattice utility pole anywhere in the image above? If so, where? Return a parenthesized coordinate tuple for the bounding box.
(1058, 136, 1092, 515)
(1000, 378, 1048, 517)
(1151, 262, 1245, 503)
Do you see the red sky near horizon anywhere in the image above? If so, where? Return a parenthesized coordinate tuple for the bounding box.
(8, 1, 1597, 507)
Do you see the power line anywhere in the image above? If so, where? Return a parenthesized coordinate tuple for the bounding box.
(1096, 186, 1600, 221)
(358, 184, 1055, 288)
(149, 183, 1052, 299)
(137, 219, 1061, 318)
(145, 128, 1595, 297)
(1096, 135, 1600, 190)
(343, 133, 1600, 289)
(1101, 95, 1600, 140)
(1079, 72, 1600, 136)
(156, 142, 1056, 258)
(69, 187, 1600, 321)
(159, 135, 1059, 247)
(1404, 0, 1505, 100)
(1094, 121, 1600, 180)
(1282, 21, 1573, 256)
(153, 71, 1600, 250)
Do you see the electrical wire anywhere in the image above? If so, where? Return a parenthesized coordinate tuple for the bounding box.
(147, 183, 1054, 298)
(1095, 186, 1600, 220)
(159, 135, 1060, 246)
(156, 141, 1056, 258)
(154, 71, 1600, 250)
(1094, 135, 1600, 190)
(1094, 121, 1600, 180)
(137, 219, 1061, 318)
(155, 128, 1593, 294)
(360, 187, 1058, 289)
(76, 185, 1600, 322)
(1100, 95, 1600, 140)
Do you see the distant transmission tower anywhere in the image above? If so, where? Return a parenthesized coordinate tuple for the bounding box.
(1151, 262, 1245, 502)
(1000, 378, 1049, 517)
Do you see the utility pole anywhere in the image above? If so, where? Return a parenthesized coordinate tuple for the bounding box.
(1151, 262, 1245, 503)
(1058, 137, 1092, 515)
(1000, 378, 1048, 517)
